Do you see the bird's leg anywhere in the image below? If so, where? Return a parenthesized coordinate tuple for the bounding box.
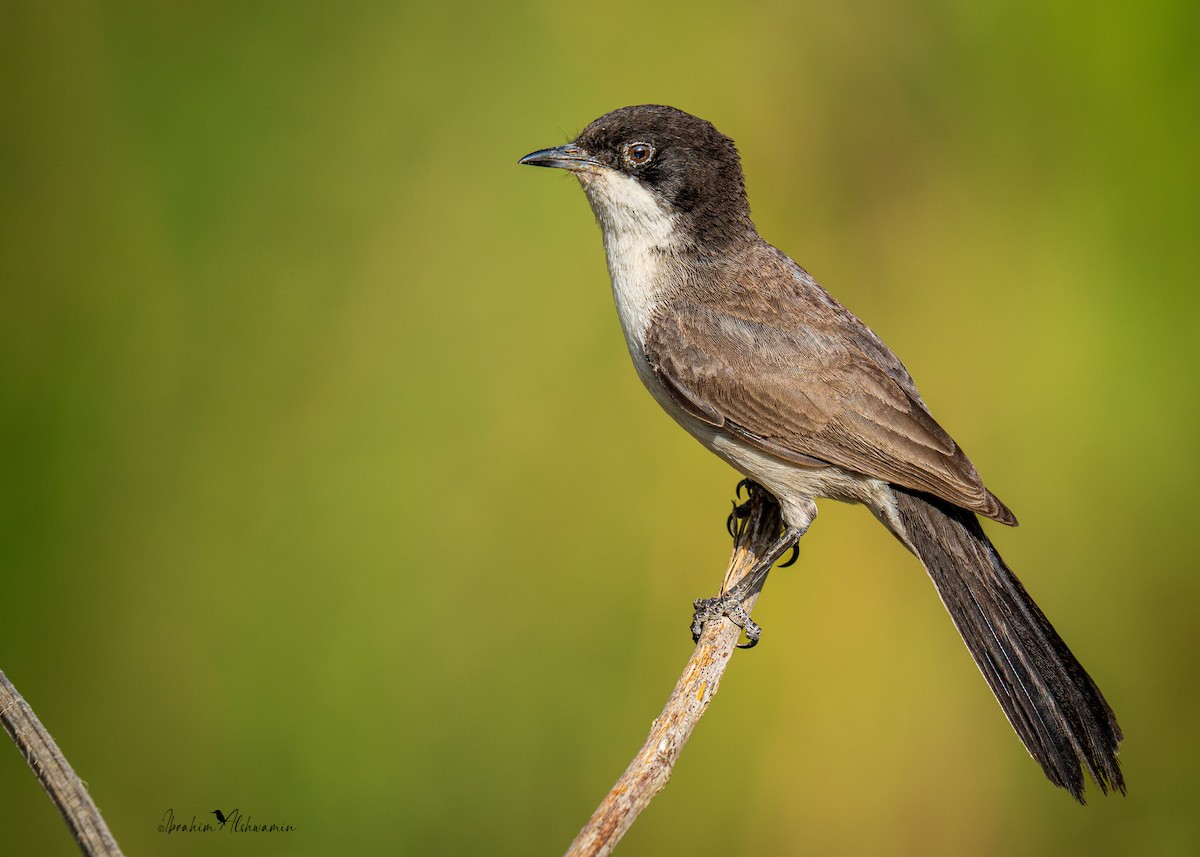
(691, 523, 806, 649)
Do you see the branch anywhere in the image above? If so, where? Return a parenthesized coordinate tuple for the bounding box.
(564, 483, 785, 857)
(0, 670, 124, 856)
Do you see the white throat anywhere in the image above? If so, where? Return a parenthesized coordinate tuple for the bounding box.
(579, 169, 678, 348)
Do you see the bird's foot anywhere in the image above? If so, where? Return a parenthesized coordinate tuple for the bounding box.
(691, 593, 763, 649)
(699, 506, 806, 650)
(726, 483, 799, 567)
(725, 478, 758, 538)
(726, 500, 752, 538)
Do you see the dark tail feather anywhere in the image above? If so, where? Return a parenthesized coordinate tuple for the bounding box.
(888, 487, 1124, 802)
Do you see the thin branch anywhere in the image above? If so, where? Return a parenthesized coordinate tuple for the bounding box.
(0, 670, 124, 856)
(564, 483, 785, 857)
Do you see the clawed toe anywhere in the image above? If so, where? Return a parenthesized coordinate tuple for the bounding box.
(691, 595, 765, 647)
(690, 596, 719, 642)
(726, 500, 752, 538)
(725, 479, 760, 538)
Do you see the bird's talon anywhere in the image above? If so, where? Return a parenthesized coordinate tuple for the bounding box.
(691, 596, 763, 648)
(778, 544, 800, 568)
(735, 478, 752, 499)
(737, 620, 762, 649)
(690, 596, 719, 641)
(726, 502, 751, 538)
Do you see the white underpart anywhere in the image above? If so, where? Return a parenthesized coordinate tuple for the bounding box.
(578, 169, 675, 350)
(577, 166, 902, 539)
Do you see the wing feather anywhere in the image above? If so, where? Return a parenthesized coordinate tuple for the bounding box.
(643, 247, 1015, 525)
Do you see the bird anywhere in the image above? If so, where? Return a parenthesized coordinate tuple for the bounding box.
(519, 104, 1124, 802)
(211, 809, 228, 826)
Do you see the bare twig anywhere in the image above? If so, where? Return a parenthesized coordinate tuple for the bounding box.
(0, 670, 124, 856)
(564, 483, 785, 857)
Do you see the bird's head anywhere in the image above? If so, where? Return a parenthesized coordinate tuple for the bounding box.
(520, 105, 755, 247)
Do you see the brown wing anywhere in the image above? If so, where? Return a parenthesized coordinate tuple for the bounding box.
(643, 250, 1015, 525)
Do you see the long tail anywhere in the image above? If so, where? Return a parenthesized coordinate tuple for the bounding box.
(887, 487, 1124, 802)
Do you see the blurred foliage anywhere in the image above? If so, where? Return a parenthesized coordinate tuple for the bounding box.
(1, 1, 1197, 855)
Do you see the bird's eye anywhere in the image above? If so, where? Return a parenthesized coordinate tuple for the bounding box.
(622, 142, 655, 167)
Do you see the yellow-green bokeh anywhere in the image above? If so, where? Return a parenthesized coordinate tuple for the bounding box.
(2, 1, 1197, 855)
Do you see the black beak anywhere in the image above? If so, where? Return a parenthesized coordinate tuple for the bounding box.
(518, 144, 599, 171)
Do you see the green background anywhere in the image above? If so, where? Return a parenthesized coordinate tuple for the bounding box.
(2, 1, 1197, 855)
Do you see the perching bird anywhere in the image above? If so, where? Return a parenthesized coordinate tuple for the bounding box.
(519, 104, 1123, 802)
